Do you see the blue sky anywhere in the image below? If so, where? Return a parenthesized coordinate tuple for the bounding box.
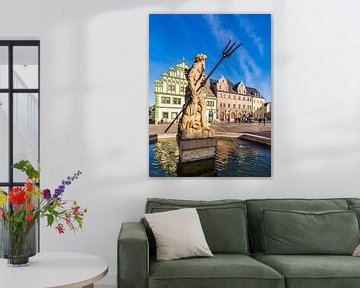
(149, 14, 271, 105)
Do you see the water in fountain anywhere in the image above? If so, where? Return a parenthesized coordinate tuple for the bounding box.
(149, 137, 270, 177)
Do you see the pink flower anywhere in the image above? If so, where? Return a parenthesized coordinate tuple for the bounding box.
(0, 208, 3, 220)
(72, 205, 80, 215)
(56, 223, 65, 234)
(65, 214, 71, 225)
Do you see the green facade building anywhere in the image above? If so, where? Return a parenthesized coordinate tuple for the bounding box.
(154, 60, 217, 125)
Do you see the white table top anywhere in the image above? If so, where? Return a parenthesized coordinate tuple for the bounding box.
(0, 252, 108, 288)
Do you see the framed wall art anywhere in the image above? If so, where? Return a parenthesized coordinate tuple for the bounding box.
(149, 14, 271, 177)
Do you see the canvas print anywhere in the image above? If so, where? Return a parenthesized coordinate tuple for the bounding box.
(149, 14, 271, 177)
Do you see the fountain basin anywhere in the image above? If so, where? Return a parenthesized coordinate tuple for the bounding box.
(149, 136, 271, 177)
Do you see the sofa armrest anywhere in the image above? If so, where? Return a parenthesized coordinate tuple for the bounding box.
(118, 222, 149, 288)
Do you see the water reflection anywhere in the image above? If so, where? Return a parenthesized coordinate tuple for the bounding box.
(149, 138, 271, 177)
(150, 139, 179, 176)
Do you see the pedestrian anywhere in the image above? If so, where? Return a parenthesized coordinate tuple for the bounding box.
(263, 117, 266, 126)
(258, 118, 262, 125)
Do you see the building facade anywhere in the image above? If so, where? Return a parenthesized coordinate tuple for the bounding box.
(251, 90, 265, 121)
(210, 76, 265, 122)
(154, 60, 217, 124)
(204, 82, 217, 123)
(153, 62, 266, 124)
(264, 102, 271, 120)
(149, 105, 155, 124)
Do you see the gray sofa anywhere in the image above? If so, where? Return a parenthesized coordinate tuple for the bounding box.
(118, 198, 360, 288)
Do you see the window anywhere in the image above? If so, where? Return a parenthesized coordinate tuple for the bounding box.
(173, 97, 181, 105)
(171, 112, 177, 119)
(238, 104, 241, 109)
(161, 97, 170, 104)
(169, 85, 175, 93)
(243, 105, 246, 109)
(233, 104, 236, 108)
(228, 103, 230, 108)
(207, 101, 214, 107)
(162, 112, 169, 119)
(180, 86, 185, 94)
(0, 40, 40, 188)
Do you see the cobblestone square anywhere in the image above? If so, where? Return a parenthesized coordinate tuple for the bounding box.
(149, 122, 271, 139)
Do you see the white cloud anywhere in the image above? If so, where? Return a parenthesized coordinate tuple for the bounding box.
(239, 49, 261, 85)
(238, 16, 265, 58)
(204, 14, 262, 86)
(203, 14, 234, 45)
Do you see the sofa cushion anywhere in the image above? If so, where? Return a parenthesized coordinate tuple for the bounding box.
(348, 205, 360, 228)
(149, 254, 284, 288)
(347, 198, 360, 207)
(261, 209, 359, 255)
(246, 198, 349, 252)
(252, 252, 360, 288)
(346, 199, 360, 229)
(145, 208, 213, 261)
(146, 198, 249, 254)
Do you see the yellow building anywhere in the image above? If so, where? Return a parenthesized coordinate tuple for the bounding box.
(250, 88, 266, 120)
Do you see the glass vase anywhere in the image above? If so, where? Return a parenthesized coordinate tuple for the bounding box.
(0, 220, 37, 266)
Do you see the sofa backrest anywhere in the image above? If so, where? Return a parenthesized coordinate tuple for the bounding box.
(145, 198, 249, 255)
(245, 198, 349, 252)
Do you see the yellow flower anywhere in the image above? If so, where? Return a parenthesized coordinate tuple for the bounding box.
(0, 189, 7, 206)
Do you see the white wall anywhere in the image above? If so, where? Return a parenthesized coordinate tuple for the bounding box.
(1, 0, 360, 285)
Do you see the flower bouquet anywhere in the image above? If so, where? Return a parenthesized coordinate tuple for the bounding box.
(0, 160, 87, 266)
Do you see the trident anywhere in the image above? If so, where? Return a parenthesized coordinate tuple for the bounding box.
(164, 39, 243, 133)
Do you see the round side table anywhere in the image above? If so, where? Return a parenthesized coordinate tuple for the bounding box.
(0, 252, 108, 288)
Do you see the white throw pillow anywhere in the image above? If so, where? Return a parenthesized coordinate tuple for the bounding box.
(145, 208, 213, 261)
(353, 244, 360, 256)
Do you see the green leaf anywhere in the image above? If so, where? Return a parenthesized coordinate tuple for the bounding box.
(47, 214, 54, 227)
(12, 160, 30, 170)
(12, 160, 40, 180)
(75, 216, 83, 230)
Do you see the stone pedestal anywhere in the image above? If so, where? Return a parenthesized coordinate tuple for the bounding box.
(177, 135, 217, 163)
